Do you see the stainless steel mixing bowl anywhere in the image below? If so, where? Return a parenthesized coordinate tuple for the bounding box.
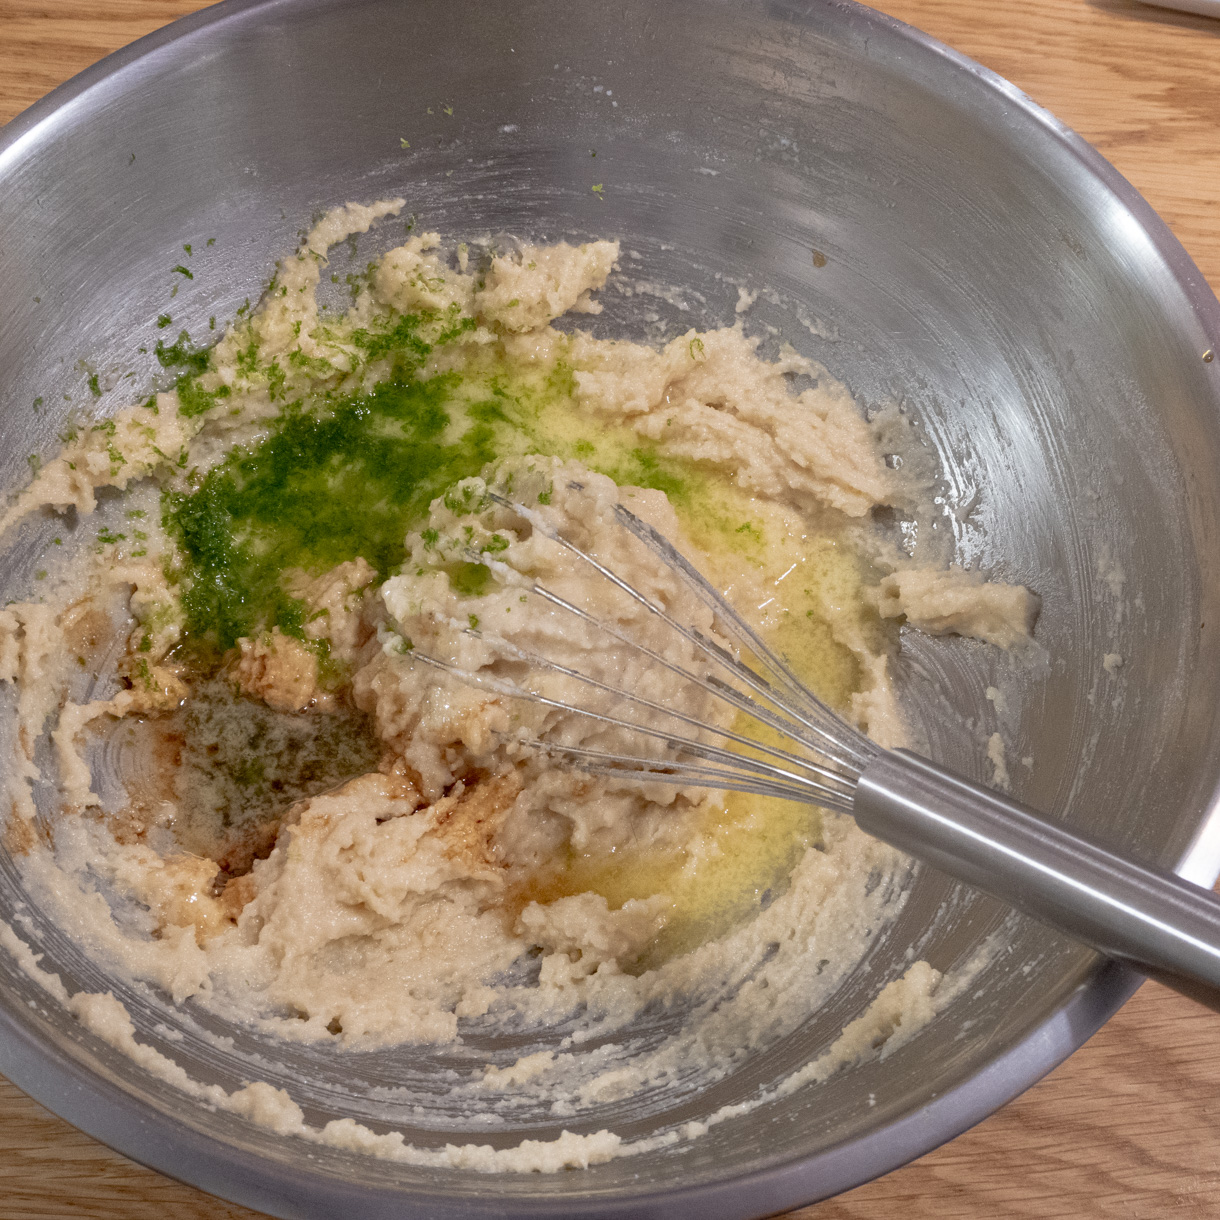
(2, 0, 1220, 1215)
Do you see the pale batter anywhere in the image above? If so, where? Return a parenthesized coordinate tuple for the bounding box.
(0, 201, 1036, 1169)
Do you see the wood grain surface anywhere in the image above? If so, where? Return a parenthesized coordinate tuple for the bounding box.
(2, 0, 1220, 1216)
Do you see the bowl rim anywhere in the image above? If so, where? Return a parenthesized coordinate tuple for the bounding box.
(1, 0, 1218, 1216)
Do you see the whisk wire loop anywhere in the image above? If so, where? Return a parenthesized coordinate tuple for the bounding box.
(396, 484, 884, 805)
(486, 489, 877, 776)
(483, 631, 856, 790)
(534, 743, 853, 809)
(474, 582, 861, 793)
(523, 577, 853, 771)
(410, 648, 858, 808)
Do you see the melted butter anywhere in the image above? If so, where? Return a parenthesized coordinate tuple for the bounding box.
(508, 514, 882, 967)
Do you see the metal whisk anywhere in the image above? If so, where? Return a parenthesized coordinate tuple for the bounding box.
(417, 487, 1220, 1011)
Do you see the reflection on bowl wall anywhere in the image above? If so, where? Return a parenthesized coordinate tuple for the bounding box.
(1, 1, 1220, 1217)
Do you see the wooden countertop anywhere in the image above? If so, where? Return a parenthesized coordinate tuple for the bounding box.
(2, 0, 1220, 1216)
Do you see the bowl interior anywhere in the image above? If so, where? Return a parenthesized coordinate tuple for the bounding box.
(2, 0, 1220, 1215)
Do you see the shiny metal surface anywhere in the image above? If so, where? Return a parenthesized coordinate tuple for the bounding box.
(856, 751, 1220, 1009)
(1, 0, 1220, 1217)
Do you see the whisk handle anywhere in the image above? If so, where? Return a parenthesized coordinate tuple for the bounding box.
(854, 749, 1220, 1010)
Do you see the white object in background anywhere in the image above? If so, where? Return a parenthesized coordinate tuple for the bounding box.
(1138, 0, 1220, 17)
